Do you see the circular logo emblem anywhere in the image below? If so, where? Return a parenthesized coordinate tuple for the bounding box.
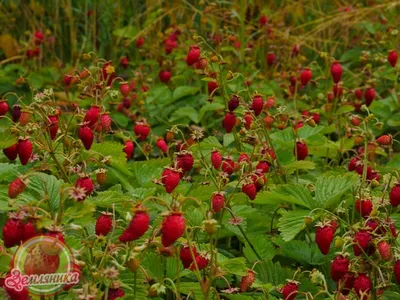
(6, 235, 80, 296)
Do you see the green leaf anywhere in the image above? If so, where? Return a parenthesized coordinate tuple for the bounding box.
(273, 238, 325, 265)
(110, 112, 129, 127)
(0, 163, 20, 183)
(278, 209, 310, 241)
(297, 125, 326, 140)
(219, 257, 248, 276)
(315, 173, 358, 210)
(199, 102, 225, 120)
(170, 106, 200, 123)
(243, 235, 275, 262)
(223, 133, 235, 147)
(112, 25, 138, 38)
(340, 48, 362, 62)
(89, 141, 126, 165)
(131, 158, 169, 187)
(172, 86, 200, 101)
(335, 104, 354, 115)
(283, 160, 315, 175)
(0, 127, 17, 150)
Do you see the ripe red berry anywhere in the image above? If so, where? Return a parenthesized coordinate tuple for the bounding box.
(222, 112, 236, 133)
(180, 245, 197, 269)
(339, 273, 354, 296)
(190, 254, 209, 270)
(394, 260, 400, 284)
(18, 138, 33, 165)
(212, 192, 225, 212)
(265, 97, 276, 109)
(354, 88, 363, 100)
(228, 95, 240, 111)
(330, 255, 349, 282)
(266, 52, 275, 65)
(390, 184, 400, 207)
(244, 112, 254, 129)
(79, 126, 94, 150)
(354, 273, 371, 299)
(333, 83, 343, 98)
(134, 121, 150, 141)
(211, 150, 222, 170)
(22, 221, 37, 242)
(84, 105, 100, 127)
(282, 281, 298, 300)
(186, 45, 201, 66)
(100, 62, 115, 87)
(100, 113, 112, 131)
(259, 15, 268, 25)
(136, 37, 144, 48)
(242, 182, 257, 200)
(34, 30, 44, 44)
(2, 216, 25, 248)
(364, 88, 376, 106)
(176, 151, 194, 173)
(104, 288, 125, 300)
(353, 230, 372, 256)
(355, 199, 373, 218)
(8, 177, 27, 199)
(119, 208, 150, 242)
(75, 176, 94, 199)
(315, 224, 334, 255)
(156, 138, 168, 153)
(161, 167, 181, 193)
(330, 61, 342, 83)
(388, 50, 398, 67)
(252, 95, 264, 116)
(123, 140, 134, 160)
(208, 81, 218, 95)
(0, 99, 9, 116)
(256, 161, 270, 174)
(159, 70, 171, 83)
(240, 269, 256, 292)
(48, 114, 59, 140)
(376, 134, 392, 146)
(294, 141, 308, 160)
(3, 143, 18, 161)
(120, 83, 131, 97)
(377, 241, 391, 261)
(161, 212, 185, 247)
(300, 68, 312, 86)
(120, 56, 129, 69)
(95, 213, 113, 236)
(350, 115, 361, 126)
(221, 157, 235, 175)
(238, 153, 249, 163)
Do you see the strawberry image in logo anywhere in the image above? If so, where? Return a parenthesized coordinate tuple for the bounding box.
(24, 243, 61, 275)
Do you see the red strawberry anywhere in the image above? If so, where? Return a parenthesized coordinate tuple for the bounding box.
(355, 199, 373, 218)
(350, 115, 361, 126)
(355, 88, 363, 100)
(212, 192, 225, 212)
(180, 245, 197, 268)
(161, 167, 181, 193)
(282, 281, 299, 300)
(63, 75, 72, 87)
(3, 272, 30, 299)
(103, 287, 125, 300)
(8, 177, 27, 198)
(190, 254, 209, 270)
(330, 61, 342, 83)
(228, 95, 240, 111)
(12, 105, 21, 122)
(221, 157, 235, 175)
(100, 62, 115, 87)
(353, 230, 372, 256)
(388, 50, 398, 67)
(45, 227, 65, 243)
(240, 269, 256, 292)
(2, 216, 25, 248)
(79, 125, 94, 150)
(119, 208, 150, 242)
(300, 68, 312, 86)
(265, 97, 276, 109)
(48, 114, 59, 140)
(100, 113, 112, 131)
(376, 134, 392, 146)
(331, 255, 349, 282)
(159, 70, 171, 83)
(34, 30, 44, 44)
(156, 138, 168, 153)
(364, 88, 375, 106)
(211, 150, 222, 170)
(311, 113, 320, 124)
(84, 105, 100, 127)
(120, 82, 131, 97)
(120, 56, 129, 69)
(354, 273, 371, 299)
(390, 183, 400, 207)
(22, 220, 37, 242)
(0, 100, 9, 116)
(242, 182, 257, 200)
(208, 81, 218, 95)
(186, 45, 201, 66)
(95, 213, 113, 236)
(136, 37, 144, 48)
(123, 140, 134, 160)
(161, 212, 185, 247)
(365, 219, 379, 232)
(3, 143, 18, 161)
(377, 241, 391, 261)
(394, 260, 400, 284)
(238, 153, 249, 163)
(75, 176, 94, 199)
(294, 141, 308, 160)
(24, 244, 60, 275)
(176, 151, 194, 173)
(327, 92, 334, 103)
(17, 138, 33, 165)
(315, 224, 334, 255)
(339, 273, 354, 296)
(266, 52, 275, 65)
(222, 112, 236, 133)
(263, 115, 274, 130)
(333, 83, 343, 98)
(252, 95, 264, 116)
(259, 15, 268, 25)
(134, 121, 150, 141)
(256, 161, 269, 174)
(244, 112, 254, 129)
